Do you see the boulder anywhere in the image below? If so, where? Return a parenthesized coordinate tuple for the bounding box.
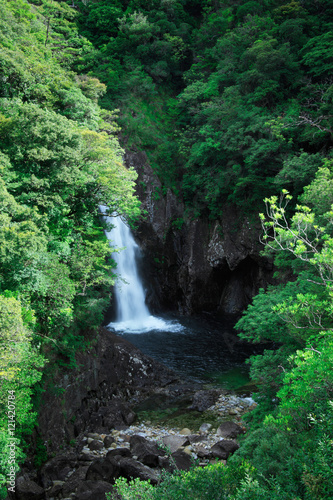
(130, 435, 165, 467)
(104, 435, 115, 448)
(62, 466, 89, 497)
(216, 422, 245, 439)
(106, 448, 132, 460)
(161, 435, 189, 453)
(16, 476, 45, 500)
(190, 390, 220, 412)
(39, 452, 77, 489)
(118, 457, 159, 485)
(78, 449, 95, 461)
(210, 440, 239, 460)
(171, 450, 193, 471)
(195, 446, 211, 459)
(88, 439, 104, 451)
(158, 455, 176, 473)
(179, 428, 191, 435)
(75, 480, 116, 500)
(188, 434, 207, 444)
(86, 458, 120, 483)
(199, 423, 212, 433)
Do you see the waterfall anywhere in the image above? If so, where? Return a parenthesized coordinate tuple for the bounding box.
(101, 207, 181, 333)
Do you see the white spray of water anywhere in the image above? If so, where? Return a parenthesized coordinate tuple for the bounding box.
(100, 206, 182, 334)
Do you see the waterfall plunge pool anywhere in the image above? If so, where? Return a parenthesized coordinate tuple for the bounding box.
(107, 313, 258, 393)
(101, 207, 257, 394)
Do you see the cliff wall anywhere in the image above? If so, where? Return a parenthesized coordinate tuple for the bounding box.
(126, 150, 274, 316)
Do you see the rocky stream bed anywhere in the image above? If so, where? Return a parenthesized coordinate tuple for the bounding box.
(11, 328, 257, 500)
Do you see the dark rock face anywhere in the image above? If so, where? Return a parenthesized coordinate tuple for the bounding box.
(37, 327, 177, 456)
(125, 149, 274, 315)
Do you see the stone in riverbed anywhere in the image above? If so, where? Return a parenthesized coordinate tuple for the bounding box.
(39, 452, 78, 489)
(129, 435, 166, 467)
(104, 435, 115, 448)
(88, 439, 104, 451)
(118, 457, 159, 484)
(86, 458, 120, 483)
(216, 421, 245, 439)
(210, 439, 239, 460)
(199, 423, 212, 433)
(190, 390, 221, 412)
(75, 480, 115, 500)
(106, 448, 132, 460)
(171, 450, 193, 471)
(161, 435, 189, 453)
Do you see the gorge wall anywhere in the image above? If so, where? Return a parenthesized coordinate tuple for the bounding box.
(126, 149, 274, 317)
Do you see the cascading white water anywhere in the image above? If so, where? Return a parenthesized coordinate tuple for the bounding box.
(101, 206, 182, 333)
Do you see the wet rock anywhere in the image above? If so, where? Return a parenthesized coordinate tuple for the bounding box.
(86, 458, 120, 483)
(217, 422, 245, 439)
(191, 390, 221, 412)
(210, 440, 239, 460)
(75, 480, 115, 500)
(162, 435, 189, 453)
(131, 150, 273, 316)
(118, 457, 159, 484)
(129, 435, 165, 467)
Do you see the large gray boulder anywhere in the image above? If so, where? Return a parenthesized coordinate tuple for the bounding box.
(217, 421, 245, 439)
(161, 435, 189, 453)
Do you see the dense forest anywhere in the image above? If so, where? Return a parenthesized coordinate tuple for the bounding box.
(0, 0, 333, 498)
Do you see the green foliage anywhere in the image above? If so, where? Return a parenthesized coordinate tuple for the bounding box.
(0, 295, 45, 498)
(234, 189, 333, 497)
(110, 461, 252, 500)
(73, 0, 333, 216)
(0, 1, 141, 493)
